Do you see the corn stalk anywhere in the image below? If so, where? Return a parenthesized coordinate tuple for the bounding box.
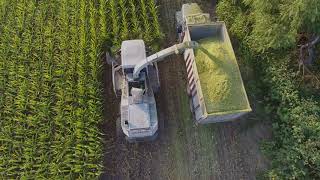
(109, 0, 120, 46)
(99, 0, 108, 43)
(129, 0, 141, 37)
(139, 0, 152, 43)
(148, 0, 163, 40)
(119, 0, 129, 40)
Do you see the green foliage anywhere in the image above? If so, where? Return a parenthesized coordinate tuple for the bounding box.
(109, 0, 120, 46)
(243, 0, 320, 52)
(279, 0, 320, 35)
(0, 0, 163, 178)
(243, 0, 295, 51)
(139, 0, 152, 44)
(219, 0, 320, 52)
(216, 0, 239, 31)
(261, 56, 320, 179)
(108, 0, 163, 50)
(99, 0, 108, 43)
(119, 0, 129, 40)
(217, 0, 320, 179)
(148, 0, 164, 40)
(129, 0, 141, 38)
(216, 0, 250, 41)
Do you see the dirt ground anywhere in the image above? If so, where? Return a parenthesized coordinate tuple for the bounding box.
(100, 1, 272, 180)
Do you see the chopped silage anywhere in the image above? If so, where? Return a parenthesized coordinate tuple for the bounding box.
(195, 37, 250, 114)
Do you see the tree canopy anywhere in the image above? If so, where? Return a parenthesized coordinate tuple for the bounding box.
(218, 0, 320, 52)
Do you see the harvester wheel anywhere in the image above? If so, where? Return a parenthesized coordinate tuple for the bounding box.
(116, 117, 124, 141)
(153, 84, 160, 94)
(105, 52, 113, 65)
(115, 90, 122, 98)
(148, 65, 160, 94)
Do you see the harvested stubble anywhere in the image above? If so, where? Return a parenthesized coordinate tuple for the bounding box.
(195, 37, 249, 114)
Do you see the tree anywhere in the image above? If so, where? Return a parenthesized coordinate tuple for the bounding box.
(243, 0, 320, 52)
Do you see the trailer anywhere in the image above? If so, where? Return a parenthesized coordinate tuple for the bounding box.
(177, 3, 251, 123)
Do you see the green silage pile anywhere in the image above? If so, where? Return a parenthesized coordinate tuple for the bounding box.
(195, 37, 250, 114)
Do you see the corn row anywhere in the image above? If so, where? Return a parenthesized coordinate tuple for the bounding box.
(148, 0, 163, 40)
(2, 1, 27, 175)
(109, 0, 120, 46)
(75, 1, 89, 175)
(0, 0, 15, 121)
(38, 1, 56, 177)
(139, 0, 152, 43)
(62, 1, 79, 177)
(51, 0, 71, 175)
(86, 0, 103, 176)
(0, 0, 37, 177)
(98, 0, 108, 43)
(119, 0, 129, 40)
(129, 0, 141, 37)
(21, 1, 48, 176)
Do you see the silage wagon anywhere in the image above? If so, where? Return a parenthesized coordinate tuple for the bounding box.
(177, 3, 251, 123)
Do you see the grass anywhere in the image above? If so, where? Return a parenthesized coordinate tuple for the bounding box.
(195, 37, 251, 114)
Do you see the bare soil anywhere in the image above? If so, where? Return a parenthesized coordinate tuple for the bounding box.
(100, 1, 272, 179)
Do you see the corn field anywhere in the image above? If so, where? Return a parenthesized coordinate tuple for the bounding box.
(0, 0, 162, 178)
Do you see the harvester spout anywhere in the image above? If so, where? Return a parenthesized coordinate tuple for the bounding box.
(133, 41, 198, 79)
